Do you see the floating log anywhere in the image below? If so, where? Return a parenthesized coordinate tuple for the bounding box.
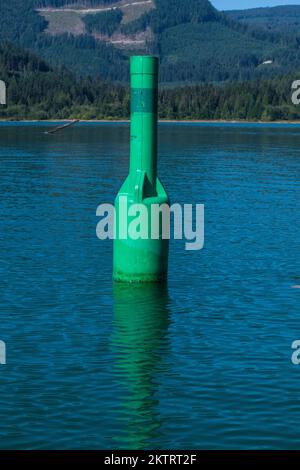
(46, 119, 80, 135)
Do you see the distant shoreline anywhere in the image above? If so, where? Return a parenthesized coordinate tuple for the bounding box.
(2, 119, 300, 125)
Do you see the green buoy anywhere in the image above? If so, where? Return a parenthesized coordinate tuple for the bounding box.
(113, 56, 169, 283)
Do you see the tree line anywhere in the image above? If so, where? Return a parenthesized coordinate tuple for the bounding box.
(1, 42, 300, 121)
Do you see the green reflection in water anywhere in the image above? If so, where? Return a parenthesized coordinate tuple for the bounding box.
(112, 283, 170, 449)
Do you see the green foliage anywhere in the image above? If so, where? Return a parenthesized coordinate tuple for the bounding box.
(2, 0, 300, 85)
(122, 0, 218, 35)
(121, 0, 300, 84)
(83, 10, 123, 36)
(0, 0, 47, 45)
(0, 0, 127, 81)
(1, 41, 300, 122)
(159, 22, 277, 83)
(158, 78, 300, 121)
(32, 33, 129, 80)
(0, 42, 129, 119)
(227, 5, 300, 39)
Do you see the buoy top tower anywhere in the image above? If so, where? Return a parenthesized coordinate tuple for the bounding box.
(130, 56, 159, 195)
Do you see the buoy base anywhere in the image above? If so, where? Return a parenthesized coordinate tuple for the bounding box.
(113, 174, 169, 284)
(113, 271, 167, 283)
(113, 237, 169, 283)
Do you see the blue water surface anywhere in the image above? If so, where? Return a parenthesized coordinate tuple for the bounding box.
(0, 122, 299, 449)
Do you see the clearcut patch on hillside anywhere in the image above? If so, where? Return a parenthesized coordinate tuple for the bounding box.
(38, 0, 155, 37)
(42, 11, 86, 35)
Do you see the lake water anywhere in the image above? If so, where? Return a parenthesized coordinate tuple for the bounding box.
(0, 122, 299, 450)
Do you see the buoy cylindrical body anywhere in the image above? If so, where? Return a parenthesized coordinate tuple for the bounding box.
(113, 56, 169, 283)
(130, 57, 158, 191)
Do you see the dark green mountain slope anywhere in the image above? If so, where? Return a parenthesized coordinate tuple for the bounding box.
(226, 5, 300, 37)
(1, 41, 300, 121)
(159, 22, 281, 82)
(0, 42, 128, 119)
(0, 0, 129, 81)
(123, 0, 219, 34)
(2, 0, 300, 83)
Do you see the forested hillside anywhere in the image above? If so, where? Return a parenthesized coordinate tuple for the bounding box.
(0, 42, 128, 119)
(1, 41, 300, 121)
(0, 0, 129, 81)
(2, 0, 300, 83)
(83, 9, 124, 36)
(227, 5, 300, 38)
